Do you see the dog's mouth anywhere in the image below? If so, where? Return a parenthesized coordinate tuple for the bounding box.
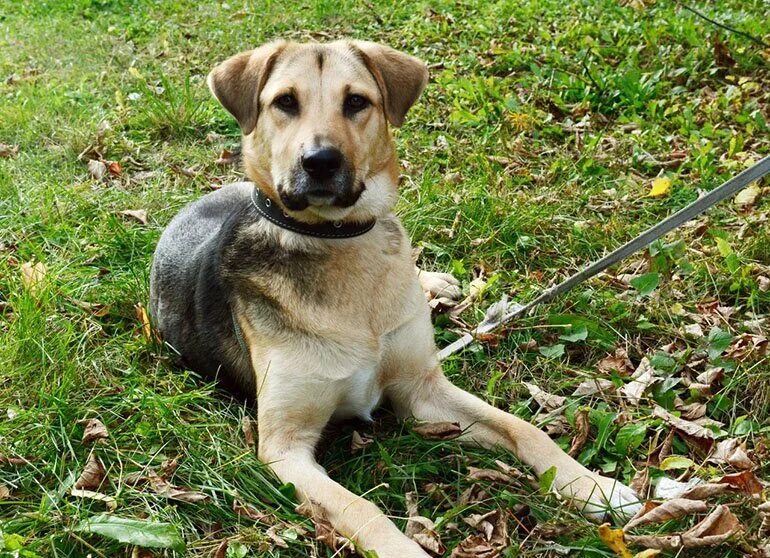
(278, 165, 365, 213)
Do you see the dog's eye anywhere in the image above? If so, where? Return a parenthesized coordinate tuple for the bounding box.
(344, 94, 369, 114)
(274, 94, 298, 113)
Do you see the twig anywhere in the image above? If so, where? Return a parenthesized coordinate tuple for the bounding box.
(681, 4, 770, 48)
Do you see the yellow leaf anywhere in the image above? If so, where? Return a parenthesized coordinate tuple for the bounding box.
(20, 261, 46, 293)
(647, 176, 672, 197)
(734, 182, 760, 210)
(598, 523, 633, 558)
(128, 67, 143, 79)
(633, 550, 661, 558)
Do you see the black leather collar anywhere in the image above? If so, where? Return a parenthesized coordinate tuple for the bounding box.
(250, 186, 376, 239)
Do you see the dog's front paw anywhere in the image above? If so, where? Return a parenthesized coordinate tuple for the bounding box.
(561, 473, 642, 524)
(416, 268, 462, 301)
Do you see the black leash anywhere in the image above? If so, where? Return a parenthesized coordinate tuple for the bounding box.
(438, 155, 770, 360)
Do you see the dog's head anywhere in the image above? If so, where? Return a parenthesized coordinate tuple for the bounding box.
(208, 41, 428, 223)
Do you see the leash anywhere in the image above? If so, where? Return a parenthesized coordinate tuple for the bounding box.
(437, 154, 770, 361)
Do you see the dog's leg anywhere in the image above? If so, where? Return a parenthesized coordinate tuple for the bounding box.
(251, 354, 430, 558)
(383, 318, 642, 523)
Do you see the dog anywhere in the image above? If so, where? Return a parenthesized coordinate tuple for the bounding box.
(149, 40, 641, 557)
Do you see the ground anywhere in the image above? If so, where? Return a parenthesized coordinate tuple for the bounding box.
(1, 1, 769, 557)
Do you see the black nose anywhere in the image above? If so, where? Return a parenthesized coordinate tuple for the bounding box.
(301, 147, 343, 180)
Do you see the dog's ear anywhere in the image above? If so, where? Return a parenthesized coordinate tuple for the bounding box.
(207, 41, 286, 135)
(350, 41, 428, 127)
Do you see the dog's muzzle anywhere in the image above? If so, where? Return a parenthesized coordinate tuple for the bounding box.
(279, 147, 364, 211)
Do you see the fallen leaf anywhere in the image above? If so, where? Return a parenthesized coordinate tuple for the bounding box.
(232, 499, 270, 522)
(106, 161, 122, 176)
(653, 477, 704, 499)
(709, 438, 755, 470)
(0, 455, 31, 465)
(147, 472, 209, 503)
(88, 159, 107, 180)
(624, 498, 709, 531)
(0, 485, 10, 499)
(404, 491, 445, 554)
(568, 409, 590, 457)
(215, 148, 241, 165)
(717, 470, 763, 494)
(626, 505, 741, 549)
(647, 176, 672, 198)
(454, 509, 508, 557)
(265, 525, 289, 548)
(758, 276, 770, 292)
(351, 430, 373, 452)
(467, 467, 514, 484)
(20, 261, 46, 293)
(523, 382, 566, 411)
(79, 418, 109, 444)
(659, 455, 694, 471)
(241, 416, 255, 447)
(679, 483, 734, 500)
(135, 303, 159, 344)
(734, 182, 761, 210)
(296, 500, 355, 553)
(632, 550, 661, 558)
(652, 406, 715, 439)
(118, 209, 148, 225)
(598, 523, 632, 558)
(621, 358, 658, 405)
(0, 143, 19, 158)
(75, 454, 106, 490)
(713, 34, 736, 67)
(70, 488, 117, 511)
(413, 421, 462, 440)
(684, 323, 705, 338)
(572, 378, 615, 396)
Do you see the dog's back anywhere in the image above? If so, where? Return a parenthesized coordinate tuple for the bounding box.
(150, 182, 255, 396)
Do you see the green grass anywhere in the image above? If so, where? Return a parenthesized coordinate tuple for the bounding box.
(1, 0, 769, 556)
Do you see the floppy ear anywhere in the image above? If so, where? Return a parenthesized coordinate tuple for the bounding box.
(207, 41, 286, 135)
(350, 41, 429, 127)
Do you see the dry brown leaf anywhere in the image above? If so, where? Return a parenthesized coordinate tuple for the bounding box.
(621, 358, 658, 405)
(709, 438, 755, 470)
(717, 470, 763, 494)
(20, 261, 46, 293)
(405, 491, 445, 554)
(726, 333, 768, 362)
(0, 455, 31, 466)
(758, 275, 770, 292)
(296, 500, 354, 554)
(241, 416, 256, 447)
(675, 401, 707, 421)
(147, 471, 209, 503)
(351, 430, 373, 451)
(0, 485, 10, 499)
(568, 409, 590, 457)
(624, 498, 709, 531)
(70, 488, 117, 510)
(119, 209, 148, 225)
(74, 454, 106, 490)
(232, 499, 270, 522)
(678, 483, 733, 500)
(88, 159, 107, 180)
(79, 418, 109, 444)
(467, 467, 513, 484)
(413, 421, 462, 440)
(627, 505, 742, 549)
(106, 161, 122, 176)
(597, 348, 634, 375)
(0, 143, 19, 157)
(73, 300, 110, 317)
(523, 382, 566, 411)
(452, 510, 508, 557)
(215, 148, 240, 165)
(265, 525, 289, 549)
(573, 378, 615, 396)
(652, 406, 715, 440)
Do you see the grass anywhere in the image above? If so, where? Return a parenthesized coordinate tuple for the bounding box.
(1, 0, 769, 556)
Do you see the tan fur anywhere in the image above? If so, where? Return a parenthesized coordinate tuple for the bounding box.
(209, 41, 640, 557)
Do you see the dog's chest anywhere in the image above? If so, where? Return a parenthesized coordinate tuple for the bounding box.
(333, 366, 382, 421)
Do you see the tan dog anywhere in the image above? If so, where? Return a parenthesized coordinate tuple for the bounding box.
(150, 40, 640, 557)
